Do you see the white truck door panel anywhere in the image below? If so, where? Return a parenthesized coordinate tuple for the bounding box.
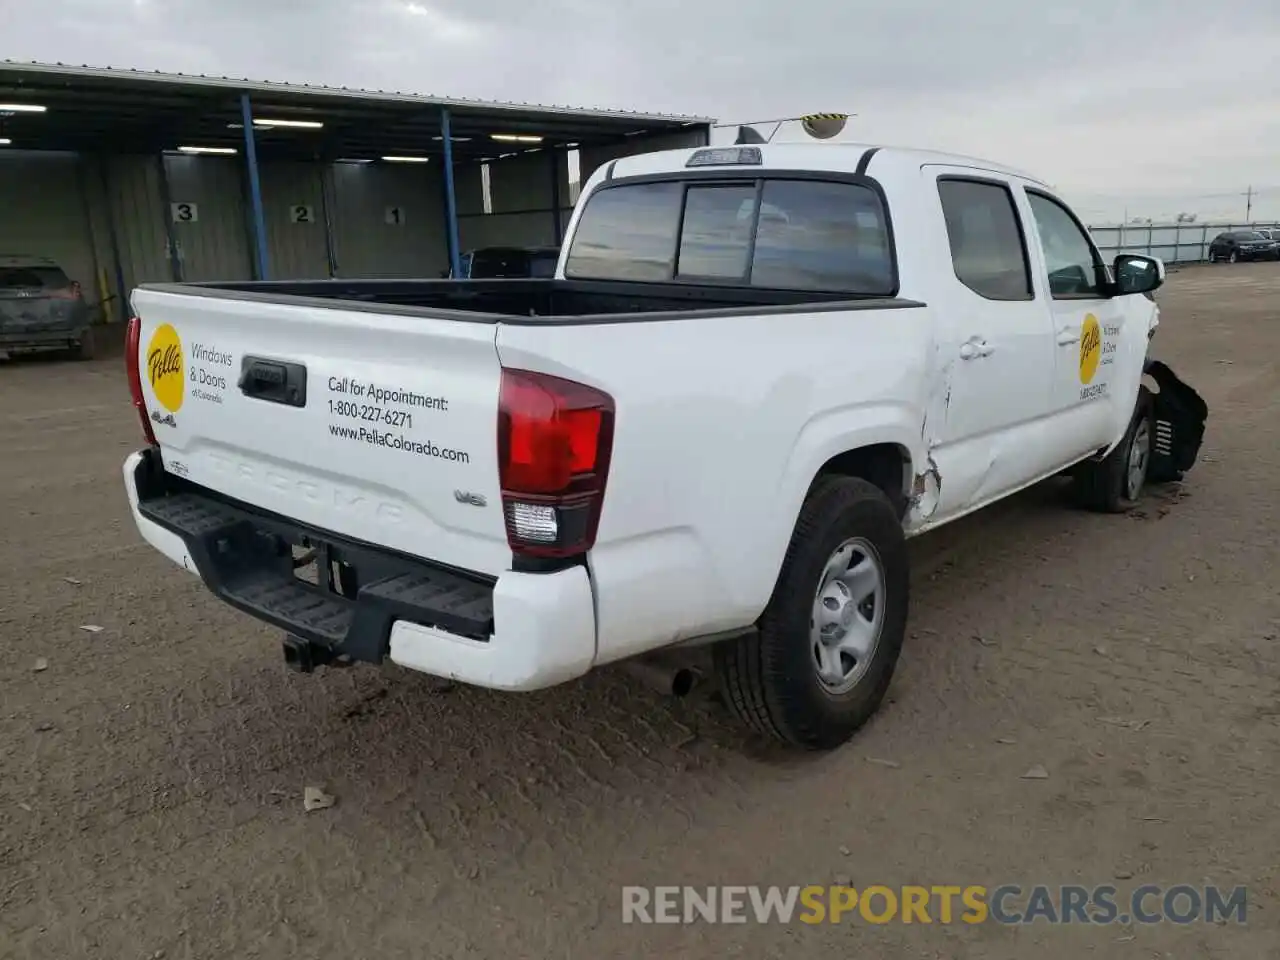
(923, 169, 1058, 519)
(1020, 188, 1129, 460)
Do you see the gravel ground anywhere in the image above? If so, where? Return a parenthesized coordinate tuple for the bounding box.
(2, 264, 1277, 960)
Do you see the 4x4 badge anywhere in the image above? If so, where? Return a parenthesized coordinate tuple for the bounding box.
(453, 490, 486, 507)
(150, 410, 177, 428)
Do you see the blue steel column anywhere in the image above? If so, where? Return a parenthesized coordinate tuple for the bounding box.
(240, 93, 271, 280)
(440, 107, 462, 279)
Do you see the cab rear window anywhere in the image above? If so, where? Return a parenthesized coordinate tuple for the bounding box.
(564, 177, 895, 295)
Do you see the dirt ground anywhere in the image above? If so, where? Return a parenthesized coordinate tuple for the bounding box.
(2, 264, 1278, 960)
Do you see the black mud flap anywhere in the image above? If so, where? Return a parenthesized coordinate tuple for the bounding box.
(1144, 359, 1208, 484)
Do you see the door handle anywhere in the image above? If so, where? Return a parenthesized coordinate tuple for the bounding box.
(1057, 327, 1080, 346)
(960, 338, 993, 360)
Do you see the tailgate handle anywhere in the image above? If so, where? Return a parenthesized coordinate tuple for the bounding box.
(239, 356, 307, 408)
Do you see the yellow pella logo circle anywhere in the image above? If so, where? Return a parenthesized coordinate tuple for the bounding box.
(1078, 313, 1102, 385)
(146, 323, 185, 413)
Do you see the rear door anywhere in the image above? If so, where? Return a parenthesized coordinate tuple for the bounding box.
(924, 168, 1059, 516)
(131, 288, 512, 577)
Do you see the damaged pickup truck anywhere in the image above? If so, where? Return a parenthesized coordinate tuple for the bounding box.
(120, 141, 1206, 750)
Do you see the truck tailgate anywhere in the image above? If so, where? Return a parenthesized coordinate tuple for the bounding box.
(132, 289, 511, 577)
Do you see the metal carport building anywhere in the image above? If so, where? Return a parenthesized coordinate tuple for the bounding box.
(0, 60, 712, 324)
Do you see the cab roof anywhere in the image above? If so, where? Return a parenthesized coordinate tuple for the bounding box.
(602, 141, 1050, 188)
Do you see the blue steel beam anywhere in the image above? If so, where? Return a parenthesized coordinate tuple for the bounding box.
(240, 93, 271, 280)
(440, 106, 462, 279)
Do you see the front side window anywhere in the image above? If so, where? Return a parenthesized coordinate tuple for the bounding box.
(1026, 192, 1104, 298)
(564, 177, 895, 295)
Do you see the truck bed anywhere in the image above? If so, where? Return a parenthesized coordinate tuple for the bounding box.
(143, 277, 922, 325)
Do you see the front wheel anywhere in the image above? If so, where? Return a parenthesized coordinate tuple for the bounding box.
(713, 477, 909, 750)
(1071, 388, 1154, 512)
(1229, 250, 1239, 264)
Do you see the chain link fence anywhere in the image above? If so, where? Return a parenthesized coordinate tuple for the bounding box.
(1088, 221, 1280, 265)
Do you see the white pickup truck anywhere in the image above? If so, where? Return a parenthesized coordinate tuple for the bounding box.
(122, 141, 1207, 750)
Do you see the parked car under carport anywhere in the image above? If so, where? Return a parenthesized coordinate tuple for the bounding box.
(0, 256, 94, 360)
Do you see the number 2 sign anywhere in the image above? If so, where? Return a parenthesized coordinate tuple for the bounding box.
(290, 205, 315, 224)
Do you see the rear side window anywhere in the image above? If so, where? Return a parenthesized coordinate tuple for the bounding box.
(564, 177, 895, 295)
(937, 179, 1032, 301)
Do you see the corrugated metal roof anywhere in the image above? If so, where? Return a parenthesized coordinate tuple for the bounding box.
(0, 59, 715, 125)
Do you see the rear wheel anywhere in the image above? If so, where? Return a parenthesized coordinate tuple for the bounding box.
(1072, 388, 1154, 513)
(713, 477, 909, 749)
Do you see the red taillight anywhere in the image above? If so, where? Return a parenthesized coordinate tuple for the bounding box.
(497, 368, 614, 559)
(126, 316, 158, 446)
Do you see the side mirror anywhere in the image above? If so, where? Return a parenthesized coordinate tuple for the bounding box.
(1113, 253, 1164, 296)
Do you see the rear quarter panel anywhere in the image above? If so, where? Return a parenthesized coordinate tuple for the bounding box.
(497, 302, 936, 665)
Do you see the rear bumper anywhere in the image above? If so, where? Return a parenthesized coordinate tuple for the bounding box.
(0, 327, 90, 351)
(122, 448, 597, 691)
(0, 303, 91, 349)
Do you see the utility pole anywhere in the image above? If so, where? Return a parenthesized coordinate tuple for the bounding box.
(1245, 185, 1253, 221)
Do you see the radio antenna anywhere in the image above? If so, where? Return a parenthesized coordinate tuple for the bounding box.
(712, 113, 854, 144)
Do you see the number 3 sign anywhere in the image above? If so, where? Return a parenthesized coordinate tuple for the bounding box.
(170, 202, 199, 223)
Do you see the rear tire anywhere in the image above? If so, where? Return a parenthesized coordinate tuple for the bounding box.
(1071, 388, 1154, 513)
(71, 328, 96, 361)
(713, 476, 909, 750)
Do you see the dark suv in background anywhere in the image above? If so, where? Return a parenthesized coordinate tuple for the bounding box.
(1207, 231, 1279, 263)
(0, 256, 94, 360)
(449, 246, 560, 279)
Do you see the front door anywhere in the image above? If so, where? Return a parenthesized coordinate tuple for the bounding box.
(924, 169, 1058, 519)
(1020, 188, 1129, 463)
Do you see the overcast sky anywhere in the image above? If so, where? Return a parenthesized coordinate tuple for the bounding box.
(5, 0, 1279, 221)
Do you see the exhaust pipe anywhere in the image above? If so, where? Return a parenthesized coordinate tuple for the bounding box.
(621, 655, 697, 698)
